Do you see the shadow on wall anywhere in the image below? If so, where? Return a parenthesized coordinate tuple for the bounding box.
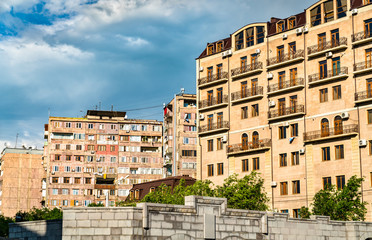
(8, 219, 62, 240)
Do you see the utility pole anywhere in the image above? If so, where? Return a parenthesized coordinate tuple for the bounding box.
(15, 133, 19, 148)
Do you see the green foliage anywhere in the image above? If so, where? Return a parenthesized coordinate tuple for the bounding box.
(87, 202, 104, 207)
(15, 207, 62, 222)
(299, 206, 311, 219)
(0, 215, 14, 237)
(312, 176, 367, 221)
(116, 201, 136, 207)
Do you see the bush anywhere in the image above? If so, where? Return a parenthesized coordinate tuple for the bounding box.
(0, 215, 14, 237)
(87, 202, 104, 207)
(15, 207, 62, 222)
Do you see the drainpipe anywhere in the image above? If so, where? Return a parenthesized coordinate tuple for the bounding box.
(303, 26, 309, 208)
(173, 94, 177, 176)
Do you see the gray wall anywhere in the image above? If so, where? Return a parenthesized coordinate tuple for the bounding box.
(9, 219, 62, 240)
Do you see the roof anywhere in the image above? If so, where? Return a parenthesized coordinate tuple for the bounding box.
(351, 0, 363, 9)
(86, 110, 127, 118)
(197, 37, 231, 59)
(1, 147, 43, 156)
(267, 11, 306, 36)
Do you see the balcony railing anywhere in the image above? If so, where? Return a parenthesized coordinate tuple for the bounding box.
(198, 72, 228, 87)
(199, 95, 228, 109)
(354, 61, 372, 72)
(307, 37, 347, 56)
(199, 121, 229, 134)
(308, 67, 348, 84)
(227, 139, 271, 155)
(355, 90, 372, 102)
(303, 124, 358, 142)
(94, 184, 116, 190)
(267, 50, 304, 67)
(267, 78, 304, 94)
(352, 30, 372, 43)
(231, 86, 263, 102)
(231, 62, 263, 78)
(268, 105, 305, 119)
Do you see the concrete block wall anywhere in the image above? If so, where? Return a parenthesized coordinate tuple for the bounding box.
(9, 219, 62, 240)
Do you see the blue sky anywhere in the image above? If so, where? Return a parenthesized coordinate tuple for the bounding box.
(0, 0, 315, 150)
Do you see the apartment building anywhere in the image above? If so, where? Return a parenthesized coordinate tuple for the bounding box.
(196, 0, 372, 219)
(0, 147, 45, 217)
(163, 93, 197, 178)
(43, 110, 163, 207)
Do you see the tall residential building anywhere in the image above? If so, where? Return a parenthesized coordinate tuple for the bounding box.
(43, 110, 163, 207)
(0, 147, 45, 217)
(163, 93, 197, 178)
(196, 0, 372, 219)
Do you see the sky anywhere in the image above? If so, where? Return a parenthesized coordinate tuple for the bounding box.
(0, 0, 315, 151)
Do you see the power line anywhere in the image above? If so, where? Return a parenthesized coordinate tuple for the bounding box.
(121, 105, 163, 112)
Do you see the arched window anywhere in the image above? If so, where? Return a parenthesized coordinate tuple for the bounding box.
(277, 21, 285, 33)
(288, 17, 296, 30)
(252, 131, 259, 148)
(321, 118, 330, 137)
(242, 133, 248, 150)
(334, 116, 343, 135)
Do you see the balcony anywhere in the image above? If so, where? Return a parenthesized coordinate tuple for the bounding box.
(198, 72, 228, 88)
(352, 31, 372, 46)
(353, 61, 372, 76)
(304, 124, 358, 143)
(355, 90, 372, 104)
(267, 78, 304, 96)
(227, 139, 271, 156)
(199, 121, 229, 135)
(94, 184, 116, 190)
(199, 95, 229, 111)
(266, 50, 304, 70)
(231, 62, 263, 80)
(268, 105, 305, 121)
(231, 87, 263, 104)
(307, 37, 348, 58)
(308, 67, 348, 86)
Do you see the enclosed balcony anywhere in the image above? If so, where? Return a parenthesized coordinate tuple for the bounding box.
(353, 61, 372, 76)
(199, 95, 229, 111)
(352, 31, 372, 46)
(231, 86, 263, 104)
(227, 139, 271, 156)
(307, 37, 347, 58)
(355, 90, 372, 104)
(198, 121, 229, 135)
(198, 72, 228, 88)
(266, 50, 304, 70)
(304, 124, 358, 143)
(308, 67, 348, 86)
(268, 105, 305, 121)
(231, 62, 263, 80)
(267, 78, 304, 96)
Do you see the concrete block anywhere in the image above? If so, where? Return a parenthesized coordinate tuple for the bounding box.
(101, 212, 114, 220)
(63, 212, 76, 220)
(75, 213, 89, 220)
(161, 222, 173, 229)
(88, 212, 101, 220)
(91, 220, 108, 228)
(94, 228, 110, 235)
(63, 220, 77, 228)
(76, 220, 90, 228)
(78, 227, 95, 235)
(107, 220, 119, 227)
(204, 214, 216, 239)
(111, 227, 122, 235)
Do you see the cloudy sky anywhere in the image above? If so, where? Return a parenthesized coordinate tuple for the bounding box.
(0, 0, 314, 150)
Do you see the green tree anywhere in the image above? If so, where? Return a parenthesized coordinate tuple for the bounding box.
(312, 176, 367, 221)
(15, 207, 62, 222)
(299, 206, 311, 219)
(87, 202, 104, 207)
(0, 215, 14, 237)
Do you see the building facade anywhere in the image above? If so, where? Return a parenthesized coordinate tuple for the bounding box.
(0, 147, 45, 217)
(163, 93, 197, 178)
(43, 110, 163, 207)
(196, 0, 372, 219)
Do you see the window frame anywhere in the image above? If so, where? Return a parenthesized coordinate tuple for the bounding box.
(280, 182, 288, 195)
(335, 145, 344, 160)
(217, 163, 224, 175)
(322, 147, 331, 161)
(207, 164, 214, 177)
(242, 159, 249, 172)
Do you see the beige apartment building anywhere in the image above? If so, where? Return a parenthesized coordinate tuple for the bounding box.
(43, 110, 163, 207)
(163, 93, 197, 178)
(196, 0, 372, 219)
(0, 147, 45, 217)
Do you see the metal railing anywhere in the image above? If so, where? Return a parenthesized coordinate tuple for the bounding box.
(352, 30, 372, 42)
(355, 90, 372, 102)
(231, 86, 263, 101)
(303, 124, 358, 141)
(231, 62, 263, 77)
(267, 50, 304, 66)
(353, 61, 372, 72)
(308, 67, 348, 83)
(268, 105, 304, 119)
(198, 72, 228, 86)
(307, 37, 347, 55)
(199, 95, 229, 109)
(199, 121, 229, 133)
(227, 139, 271, 154)
(267, 78, 304, 93)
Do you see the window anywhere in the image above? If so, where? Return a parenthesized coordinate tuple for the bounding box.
(331, 29, 339, 47)
(217, 138, 223, 150)
(85, 178, 91, 184)
(311, 5, 321, 26)
(97, 145, 106, 151)
(121, 135, 129, 141)
(280, 182, 288, 195)
(333, 85, 341, 100)
(277, 21, 285, 33)
(66, 144, 71, 150)
(320, 88, 328, 103)
(241, 106, 248, 119)
(207, 140, 213, 152)
(292, 180, 300, 194)
(291, 152, 299, 165)
(55, 144, 60, 150)
(182, 150, 197, 157)
(323, 177, 332, 189)
(293, 209, 300, 218)
(319, 60, 328, 79)
(52, 166, 59, 172)
(253, 157, 259, 170)
(217, 42, 223, 52)
(66, 122, 71, 128)
(216, 66, 223, 80)
(368, 110, 372, 124)
(324, 0, 334, 22)
(256, 26, 264, 44)
(87, 145, 94, 151)
(336, 175, 345, 189)
(110, 146, 115, 152)
(52, 177, 59, 183)
(246, 27, 254, 47)
(288, 42, 296, 58)
(66, 155, 71, 161)
(277, 45, 284, 61)
(335, 145, 344, 159)
(279, 126, 287, 139)
(62, 189, 69, 195)
(207, 164, 214, 177)
(65, 166, 71, 172)
(55, 155, 61, 161)
(75, 178, 81, 184)
(290, 123, 298, 137)
(332, 57, 340, 76)
(207, 114, 213, 130)
(88, 123, 93, 129)
(336, 0, 347, 18)
(235, 31, 244, 50)
(72, 189, 79, 195)
(217, 163, 224, 175)
(322, 147, 331, 161)
(242, 159, 249, 172)
(280, 153, 287, 167)
(63, 177, 70, 184)
(288, 17, 296, 29)
(110, 157, 116, 163)
(278, 71, 285, 89)
(321, 118, 330, 137)
(281, 209, 289, 214)
(251, 104, 259, 117)
(365, 19, 372, 39)
(207, 44, 214, 55)
(217, 112, 223, 128)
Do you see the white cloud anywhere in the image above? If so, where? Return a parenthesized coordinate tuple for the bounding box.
(115, 34, 149, 47)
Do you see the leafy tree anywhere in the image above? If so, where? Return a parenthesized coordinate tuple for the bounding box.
(0, 215, 14, 237)
(299, 206, 311, 219)
(15, 207, 62, 222)
(312, 176, 367, 221)
(87, 202, 104, 207)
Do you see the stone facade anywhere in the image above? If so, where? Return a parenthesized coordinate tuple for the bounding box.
(9, 219, 62, 240)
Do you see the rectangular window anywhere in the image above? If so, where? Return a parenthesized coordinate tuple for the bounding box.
(241, 106, 248, 119)
(75, 178, 81, 184)
(217, 163, 224, 175)
(256, 26, 264, 44)
(277, 21, 285, 33)
(319, 60, 328, 79)
(55, 155, 61, 161)
(289, 42, 296, 58)
(368, 110, 372, 124)
(336, 175, 345, 189)
(66, 144, 71, 150)
(63, 177, 70, 184)
(279, 126, 287, 139)
(277, 45, 284, 62)
(235, 31, 244, 50)
(291, 152, 299, 165)
(217, 138, 223, 150)
(311, 5, 321, 26)
(281, 209, 289, 214)
(66, 155, 71, 161)
(293, 209, 300, 218)
(207, 164, 214, 177)
(280, 182, 288, 195)
(242, 159, 249, 172)
(88, 123, 94, 129)
(288, 17, 296, 29)
(97, 145, 106, 151)
(110, 146, 115, 152)
(336, 0, 347, 18)
(55, 144, 60, 150)
(87, 145, 95, 151)
(324, 0, 334, 22)
(335, 145, 344, 159)
(290, 123, 298, 137)
(246, 27, 254, 47)
(52, 177, 59, 183)
(208, 44, 214, 55)
(333, 85, 341, 100)
(292, 180, 300, 194)
(208, 139, 213, 152)
(332, 57, 341, 76)
(52, 189, 58, 195)
(323, 177, 332, 189)
(86, 178, 91, 184)
(280, 153, 287, 167)
(76, 122, 82, 128)
(253, 157, 259, 170)
(65, 122, 71, 128)
(217, 42, 223, 52)
(369, 140, 372, 155)
(320, 88, 328, 103)
(251, 104, 259, 117)
(322, 147, 331, 161)
(73, 189, 79, 195)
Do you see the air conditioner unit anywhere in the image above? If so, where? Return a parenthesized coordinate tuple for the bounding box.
(303, 27, 309, 33)
(199, 66, 204, 72)
(296, 28, 303, 34)
(351, 9, 358, 15)
(326, 52, 333, 58)
(72, 169, 75, 172)
(255, 49, 261, 54)
(282, 34, 288, 39)
(222, 135, 227, 143)
(199, 114, 205, 120)
(359, 139, 367, 147)
(271, 181, 277, 187)
(222, 52, 227, 57)
(299, 149, 305, 154)
(51, 171, 55, 175)
(269, 100, 276, 107)
(283, 122, 289, 127)
(126, 130, 130, 133)
(341, 112, 349, 119)
(226, 49, 232, 56)
(91, 151, 95, 154)
(267, 73, 273, 79)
